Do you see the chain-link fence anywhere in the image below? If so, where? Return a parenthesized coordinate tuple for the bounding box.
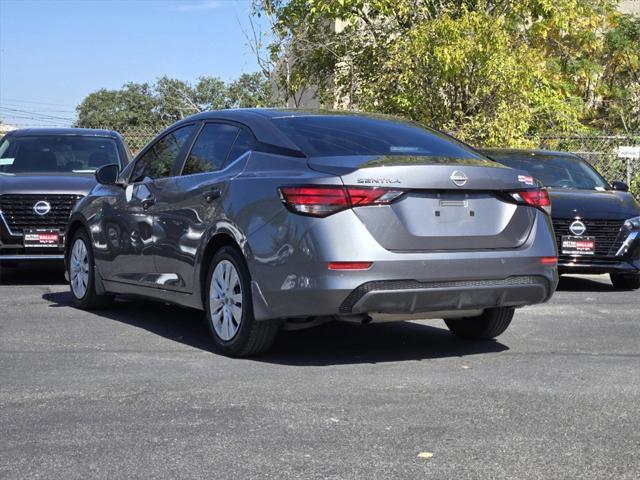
(118, 126, 160, 154)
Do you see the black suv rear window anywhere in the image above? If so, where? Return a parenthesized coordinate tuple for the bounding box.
(272, 115, 483, 158)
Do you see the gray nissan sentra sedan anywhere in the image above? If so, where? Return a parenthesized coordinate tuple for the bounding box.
(65, 110, 559, 356)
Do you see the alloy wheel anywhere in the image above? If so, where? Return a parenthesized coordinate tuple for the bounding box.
(209, 259, 243, 341)
(70, 238, 90, 299)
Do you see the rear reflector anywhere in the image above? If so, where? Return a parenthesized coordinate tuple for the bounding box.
(510, 188, 551, 215)
(328, 262, 373, 270)
(540, 256, 558, 266)
(279, 186, 404, 217)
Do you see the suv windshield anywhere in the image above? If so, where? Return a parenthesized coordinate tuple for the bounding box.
(272, 115, 483, 159)
(0, 135, 120, 174)
(489, 153, 610, 191)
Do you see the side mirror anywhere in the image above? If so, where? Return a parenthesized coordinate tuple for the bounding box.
(611, 181, 629, 192)
(95, 164, 120, 186)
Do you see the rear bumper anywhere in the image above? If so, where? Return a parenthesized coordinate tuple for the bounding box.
(248, 208, 559, 320)
(340, 276, 552, 315)
(252, 271, 557, 320)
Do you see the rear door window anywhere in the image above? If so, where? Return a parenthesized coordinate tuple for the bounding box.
(182, 123, 240, 175)
(131, 124, 195, 182)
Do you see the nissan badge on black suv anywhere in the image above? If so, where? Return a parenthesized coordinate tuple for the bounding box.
(0, 128, 130, 264)
(484, 149, 640, 290)
(65, 110, 558, 357)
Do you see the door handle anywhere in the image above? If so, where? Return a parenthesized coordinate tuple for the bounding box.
(141, 196, 156, 210)
(203, 189, 221, 203)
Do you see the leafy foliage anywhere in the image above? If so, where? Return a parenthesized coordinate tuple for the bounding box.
(591, 14, 640, 132)
(75, 73, 273, 131)
(257, 0, 639, 144)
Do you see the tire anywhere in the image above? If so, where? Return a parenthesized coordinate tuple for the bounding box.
(444, 307, 514, 340)
(68, 229, 113, 310)
(205, 245, 279, 357)
(610, 273, 640, 291)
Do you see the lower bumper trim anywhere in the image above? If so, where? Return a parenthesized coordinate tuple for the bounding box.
(0, 255, 65, 261)
(340, 276, 552, 314)
(558, 257, 639, 275)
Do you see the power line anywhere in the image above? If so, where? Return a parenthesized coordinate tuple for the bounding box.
(0, 101, 76, 113)
(0, 97, 76, 107)
(0, 116, 71, 127)
(0, 106, 75, 122)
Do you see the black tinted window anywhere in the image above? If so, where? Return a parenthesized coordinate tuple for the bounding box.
(182, 124, 239, 175)
(132, 125, 195, 181)
(490, 154, 610, 191)
(0, 135, 120, 174)
(272, 116, 482, 158)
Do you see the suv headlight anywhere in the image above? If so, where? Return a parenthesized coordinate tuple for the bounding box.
(624, 216, 640, 230)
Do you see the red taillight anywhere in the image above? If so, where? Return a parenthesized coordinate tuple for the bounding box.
(511, 188, 551, 215)
(540, 256, 558, 266)
(278, 186, 348, 217)
(279, 186, 404, 217)
(328, 262, 373, 270)
(346, 187, 389, 206)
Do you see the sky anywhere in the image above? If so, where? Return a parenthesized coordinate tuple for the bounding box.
(0, 0, 266, 126)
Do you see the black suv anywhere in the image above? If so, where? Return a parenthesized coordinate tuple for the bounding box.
(0, 128, 130, 264)
(483, 149, 640, 290)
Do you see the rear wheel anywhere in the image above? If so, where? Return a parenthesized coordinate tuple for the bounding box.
(68, 229, 113, 309)
(205, 246, 279, 357)
(610, 273, 640, 291)
(444, 307, 514, 340)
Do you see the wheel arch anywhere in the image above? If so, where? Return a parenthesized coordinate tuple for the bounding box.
(64, 215, 89, 266)
(64, 215, 109, 296)
(197, 230, 249, 308)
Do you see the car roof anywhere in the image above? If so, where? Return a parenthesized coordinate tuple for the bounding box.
(7, 127, 121, 139)
(172, 108, 437, 156)
(185, 108, 398, 121)
(481, 148, 581, 159)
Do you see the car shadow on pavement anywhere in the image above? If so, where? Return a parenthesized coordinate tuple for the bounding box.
(557, 274, 615, 292)
(42, 290, 508, 366)
(0, 264, 66, 285)
(264, 321, 508, 366)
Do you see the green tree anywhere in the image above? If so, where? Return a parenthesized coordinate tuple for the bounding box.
(155, 76, 201, 124)
(194, 76, 229, 110)
(75, 73, 273, 131)
(226, 72, 273, 108)
(75, 82, 159, 131)
(592, 14, 640, 132)
(256, 0, 636, 144)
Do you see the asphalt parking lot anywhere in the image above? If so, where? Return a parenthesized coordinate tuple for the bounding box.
(0, 266, 638, 480)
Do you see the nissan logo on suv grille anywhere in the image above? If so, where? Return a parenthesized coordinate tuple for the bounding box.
(569, 220, 587, 236)
(33, 200, 51, 216)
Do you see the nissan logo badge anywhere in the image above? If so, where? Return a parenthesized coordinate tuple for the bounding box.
(569, 220, 587, 236)
(450, 171, 468, 187)
(33, 200, 51, 216)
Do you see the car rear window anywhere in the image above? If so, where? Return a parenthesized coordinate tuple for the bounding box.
(272, 115, 483, 159)
(488, 153, 610, 191)
(0, 135, 120, 174)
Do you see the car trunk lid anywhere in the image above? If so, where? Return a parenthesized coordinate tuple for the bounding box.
(309, 155, 538, 252)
